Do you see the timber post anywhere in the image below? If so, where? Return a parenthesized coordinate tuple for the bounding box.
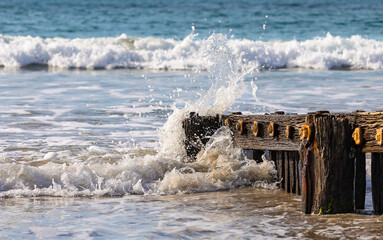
(299, 113, 354, 214)
(371, 153, 383, 213)
(354, 147, 366, 210)
(182, 112, 221, 159)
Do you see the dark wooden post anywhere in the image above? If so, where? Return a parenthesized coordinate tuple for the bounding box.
(287, 151, 299, 194)
(183, 113, 221, 159)
(299, 114, 355, 214)
(284, 151, 290, 192)
(354, 149, 366, 210)
(300, 132, 314, 214)
(271, 151, 285, 190)
(371, 153, 383, 214)
(294, 151, 301, 195)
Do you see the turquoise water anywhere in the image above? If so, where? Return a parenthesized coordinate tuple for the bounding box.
(1, 0, 383, 238)
(1, 0, 383, 40)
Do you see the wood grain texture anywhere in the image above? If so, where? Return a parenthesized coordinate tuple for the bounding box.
(355, 150, 366, 210)
(310, 115, 355, 214)
(353, 112, 383, 153)
(371, 153, 383, 214)
(284, 151, 290, 193)
(223, 114, 306, 151)
(300, 138, 314, 214)
(183, 114, 221, 159)
(184, 112, 383, 154)
(222, 112, 383, 152)
(288, 151, 297, 194)
(270, 151, 283, 189)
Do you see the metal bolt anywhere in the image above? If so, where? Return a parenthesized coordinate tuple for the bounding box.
(286, 125, 293, 139)
(251, 121, 260, 137)
(300, 124, 312, 141)
(224, 119, 230, 127)
(376, 128, 383, 146)
(268, 122, 275, 137)
(236, 120, 244, 135)
(352, 127, 363, 145)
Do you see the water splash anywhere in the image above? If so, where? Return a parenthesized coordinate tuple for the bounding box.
(0, 32, 276, 198)
(197, 33, 247, 115)
(158, 33, 248, 158)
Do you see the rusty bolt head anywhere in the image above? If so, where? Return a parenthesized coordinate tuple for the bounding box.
(376, 128, 383, 146)
(300, 124, 312, 141)
(236, 120, 244, 135)
(352, 127, 363, 145)
(224, 119, 230, 127)
(251, 121, 259, 137)
(268, 122, 275, 137)
(286, 125, 293, 139)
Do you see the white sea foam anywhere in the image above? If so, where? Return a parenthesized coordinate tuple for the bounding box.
(1, 33, 383, 70)
(0, 127, 277, 197)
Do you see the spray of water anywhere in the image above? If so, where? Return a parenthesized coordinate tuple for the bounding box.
(0, 33, 276, 197)
(153, 33, 277, 195)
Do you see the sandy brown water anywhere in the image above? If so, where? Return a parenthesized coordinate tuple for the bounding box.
(1, 187, 382, 239)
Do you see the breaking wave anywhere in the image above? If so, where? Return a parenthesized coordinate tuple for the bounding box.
(1, 33, 383, 70)
(0, 128, 277, 197)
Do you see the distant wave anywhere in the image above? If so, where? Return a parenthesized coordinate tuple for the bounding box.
(0, 33, 383, 70)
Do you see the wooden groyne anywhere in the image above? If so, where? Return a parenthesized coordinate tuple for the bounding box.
(183, 111, 383, 214)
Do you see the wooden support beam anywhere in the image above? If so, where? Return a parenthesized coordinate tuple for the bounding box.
(224, 114, 306, 151)
(182, 113, 221, 159)
(294, 151, 301, 195)
(300, 114, 355, 214)
(371, 153, 383, 214)
(300, 133, 314, 214)
(271, 151, 285, 190)
(287, 151, 299, 194)
(354, 112, 383, 152)
(354, 149, 366, 210)
(284, 151, 290, 193)
(222, 111, 383, 153)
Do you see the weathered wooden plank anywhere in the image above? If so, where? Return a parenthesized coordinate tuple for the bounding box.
(371, 153, 383, 214)
(272, 151, 285, 189)
(288, 151, 297, 194)
(182, 113, 221, 159)
(183, 112, 383, 156)
(294, 151, 301, 195)
(300, 137, 314, 214)
(223, 114, 306, 151)
(300, 114, 355, 214)
(284, 151, 290, 193)
(354, 112, 383, 153)
(221, 112, 383, 153)
(354, 150, 366, 210)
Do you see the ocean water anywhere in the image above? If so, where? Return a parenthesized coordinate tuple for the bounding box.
(1, 0, 383, 238)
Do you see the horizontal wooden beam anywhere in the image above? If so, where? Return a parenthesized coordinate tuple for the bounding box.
(183, 111, 383, 156)
(223, 113, 306, 151)
(222, 111, 383, 153)
(354, 112, 383, 152)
